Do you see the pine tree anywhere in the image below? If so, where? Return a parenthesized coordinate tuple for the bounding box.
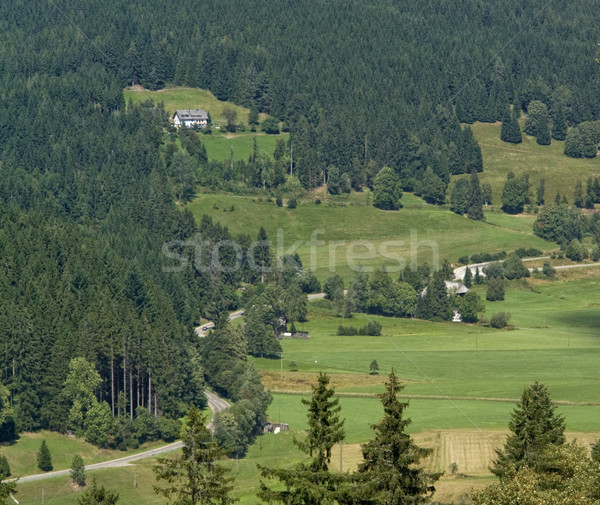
(491, 381, 565, 481)
(71, 454, 86, 486)
(37, 440, 53, 472)
(354, 371, 441, 503)
(154, 407, 236, 505)
(258, 373, 345, 504)
(467, 171, 484, 220)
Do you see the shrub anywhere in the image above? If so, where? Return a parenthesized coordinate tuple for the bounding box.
(360, 320, 382, 336)
(490, 312, 511, 329)
(542, 261, 556, 277)
(276, 197, 283, 207)
(484, 261, 504, 279)
(337, 325, 358, 336)
(0, 455, 10, 477)
(314, 198, 321, 205)
(287, 197, 297, 209)
(591, 244, 600, 262)
(458, 255, 469, 265)
(515, 247, 543, 258)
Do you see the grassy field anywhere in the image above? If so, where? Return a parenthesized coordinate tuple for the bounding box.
(12, 271, 600, 503)
(202, 131, 289, 161)
(469, 122, 600, 206)
(187, 191, 555, 280)
(123, 85, 268, 127)
(0, 430, 168, 478)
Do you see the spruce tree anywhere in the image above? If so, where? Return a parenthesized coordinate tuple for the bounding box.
(71, 454, 86, 486)
(551, 101, 567, 141)
(573, 180, 584, 208)
(154, 407, 236, 505)
(418, 271, 451, 320)
(467, 171, 484, 220)
(474, 267, 483, 285)
(501, 108, 522, 144)
(354, 371, 441, 503)
(259, 373, 345, 505)
(491, 381, 565, 481)
(37, 440, 53, 472)
(536, 178, 545, 206)
(500, 106, 512, 142)
(463, 266, 473, 288)
(536, 113, 551, 145)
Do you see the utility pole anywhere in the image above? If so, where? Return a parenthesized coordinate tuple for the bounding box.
(340, 441, 343, 473)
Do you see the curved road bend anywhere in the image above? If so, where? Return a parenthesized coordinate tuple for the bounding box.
(15, 391, 229, 484)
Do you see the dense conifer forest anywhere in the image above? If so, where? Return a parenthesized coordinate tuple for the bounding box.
(0, 0, 599, 446)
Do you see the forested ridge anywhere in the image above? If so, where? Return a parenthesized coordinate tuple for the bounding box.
(0, 0, 599, 442)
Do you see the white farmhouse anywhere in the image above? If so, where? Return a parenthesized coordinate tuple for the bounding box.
(173, 109, 209, 128)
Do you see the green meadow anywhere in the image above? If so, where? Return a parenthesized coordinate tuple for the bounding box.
(202, 131, 289, 162)
(469, 122, 600, 206)
(123, 86, 267, 126)
(187, 191, 555, 281)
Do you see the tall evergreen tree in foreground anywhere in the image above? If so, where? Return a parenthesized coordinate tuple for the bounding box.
(259, 373, 345, 504)
(154, 407, 236, 505)
(352, 371, 441, 504)
(491, 381, 565, 481)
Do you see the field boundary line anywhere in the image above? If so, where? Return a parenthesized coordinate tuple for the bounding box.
(269, 390, 600, 406)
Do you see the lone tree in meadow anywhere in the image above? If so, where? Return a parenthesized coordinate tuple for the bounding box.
(258, 373, 345, 504)
(369, 360, 379, 375)
(491, 381, 565, 481)
(373, 167, 402, 210)
(71, 454, 86, 486)
(37, 439, 53, 472)
(353, 371, 441, 503)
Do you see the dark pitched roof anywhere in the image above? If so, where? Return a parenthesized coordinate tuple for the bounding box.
(174, 109, 208, 121)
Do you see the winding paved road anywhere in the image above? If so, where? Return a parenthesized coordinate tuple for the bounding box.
(14, 391, 229, 484)
(195, 292, 327, 337)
